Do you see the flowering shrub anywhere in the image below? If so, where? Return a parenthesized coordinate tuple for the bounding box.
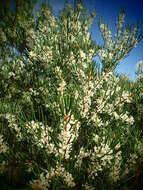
(130, 65, 143, 133)
(0, 3, 143, 190)
(98, 9, 139, 72)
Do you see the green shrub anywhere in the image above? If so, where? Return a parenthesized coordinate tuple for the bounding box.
(0, 2, 143, 190)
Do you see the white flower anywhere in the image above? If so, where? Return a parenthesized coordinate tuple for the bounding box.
(99, 49, 107, 60)
(84, 183, 95, 190)
(55, 66, 62, 76)
(79, 49, 86, 60)
(0, 135, 7, 154)
(113, 112, 120, 120)
(58, 79, 66, 96)
(31, 165, 75, 189)
(29, 51, 37, 58)
(75, 90, 79, 99)
(100, 23, 105, 31)
(108, 52, 113, 60)
(58, 114, 80, 159)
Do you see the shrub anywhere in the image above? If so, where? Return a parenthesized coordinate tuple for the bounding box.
(0, 2, 143, 190)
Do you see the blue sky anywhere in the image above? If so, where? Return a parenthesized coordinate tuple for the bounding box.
(43, 0, 143, 80)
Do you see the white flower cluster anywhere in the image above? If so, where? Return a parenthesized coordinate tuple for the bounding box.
(0, 135, 7, 154)
(58, 113, 80, 159)
(55, 66, 67, 97)
(79, 49, 86, 61)
(25, 120, 43, 132)
(90, 73, 134, 126)
(0, 113, 22, 140)
(8, 60, 25, 79)
(58, 79, 66, 97)
(0, 161, 7, 174)
(99, 23, 113, 49)
(117, 11, 125, 37)
(90, 112, 103, 127)
(122, 91, 132, 103)
(98, 12, 139, 70)
(98, 48, 108, 60)
(31, 164, 75, 189)
(79, 78, 95, 118)
(29, 88, 39, 97)
(119, 112, 134, 125)
(94, 71, 113, 93)
(83, 183, 95, 190)
(121, 153, 138, 178)
(89, 142, 113, 177)
(75, 135, 114, 178)
(109, 148, 122, 182)
(25, 121, 56, 153)
(55, 66, 62, 77)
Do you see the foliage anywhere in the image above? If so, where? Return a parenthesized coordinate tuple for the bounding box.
(98, 9, 141, 72)
(0, 0, 36, 60)
(131, 73, 143, 133)
(0, 2, 143, 190)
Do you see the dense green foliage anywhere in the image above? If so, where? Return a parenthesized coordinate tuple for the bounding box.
(0, 1, 143, 190)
